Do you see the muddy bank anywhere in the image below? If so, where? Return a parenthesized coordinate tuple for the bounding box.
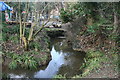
(61, 17, 119, 78)
(61, 17, 117, 53)
(2, 37, 86, 78)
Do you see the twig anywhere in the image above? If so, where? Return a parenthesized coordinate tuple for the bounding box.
(33, 18, 50, 37)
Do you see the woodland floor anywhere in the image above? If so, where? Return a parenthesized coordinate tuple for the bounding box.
(84, 54, 119, 78)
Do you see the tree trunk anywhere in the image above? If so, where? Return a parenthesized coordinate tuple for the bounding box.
(113, 12, 118, 34)
(19, 2, 22, 44)
(23, 2, 29, 36)
(45, 2, 48, 19)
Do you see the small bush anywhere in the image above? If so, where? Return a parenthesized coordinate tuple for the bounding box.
(23, 54, 37, 69)
(9, 60, 17, 69)
(60, 9, 74, 23)
(8, 52, 39, 70)
(29, 41, 41, 51)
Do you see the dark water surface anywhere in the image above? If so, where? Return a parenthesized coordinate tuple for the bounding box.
(3, 38, 85, 78)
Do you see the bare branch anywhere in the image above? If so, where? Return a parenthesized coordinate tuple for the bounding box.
(33, 18, 51, 37)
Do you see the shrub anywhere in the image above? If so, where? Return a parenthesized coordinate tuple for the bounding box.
(29, 41, 41, 51)
(60, 9, 74, 23)
(8, 52, 39, 70)
(9, 60, 17, 69)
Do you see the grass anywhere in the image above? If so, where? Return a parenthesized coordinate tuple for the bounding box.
(72, 48, 119, 78)
(86, 50, 104, 58)
(8, 52, 39, 70)
(111, 52, 119, 73)
(5, 49, 49, 70)
(52, 50, 109, 78)
(54, 74, 67, 78)
(29, 41, 42, 51)
(2, 23, 50, 70)
(2, 24, 20, 42)
(77, 50, 104, 77)
(8, 35, 19, 43)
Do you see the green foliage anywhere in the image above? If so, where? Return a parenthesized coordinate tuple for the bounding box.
(2, 25, 20, 34)
(60, 2, 99, 23)
(8, 35, 19, 43)
(2, 73, 10, 79)
(86, 17, 107, 33)
(2, 33, 8, 41)
(86, 50, 103, 58)
(60, 9, 74, 23)
(2, 23, 31, 44)
(80, 50, 104, 77)
(54, 74, 66, 78)
(24, 28, 30, 39)
(8, 52, 39, 70)
(9, 60, 17, 70)
(24, 50, 39, 55)
(40, 55, 48, 61)
(87, 24, 99, 33)
(29, 41, 41, 51)
(109, 34, 119, 41)
(44, 36, 49, 44)
(2, 24, 20, 42)
(111, 53, 119, 72)
(23, 54, 37, 69)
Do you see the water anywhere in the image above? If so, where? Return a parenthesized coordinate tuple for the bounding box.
(3, 38, 85, 78)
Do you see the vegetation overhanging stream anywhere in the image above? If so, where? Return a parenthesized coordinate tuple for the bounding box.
(1, 1, 119, 79)
(2, 37, 86, 78)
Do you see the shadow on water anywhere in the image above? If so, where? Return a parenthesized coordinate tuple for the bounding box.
(2, 38, 86, 78)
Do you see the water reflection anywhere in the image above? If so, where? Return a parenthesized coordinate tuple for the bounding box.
(9, 74, 26, 78)
(34, 46, 67, 78)
(3, 38, 85, 78)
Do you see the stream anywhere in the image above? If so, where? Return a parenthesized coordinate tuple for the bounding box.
(3, 38, 85, 78)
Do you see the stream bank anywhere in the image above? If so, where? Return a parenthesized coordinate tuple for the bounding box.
(60, 17, 119, 78)
(2, 37, 86, 78)
(2, 19, 119, 78)
(2, 22, 86, 79)
(2, 23, 51, 73)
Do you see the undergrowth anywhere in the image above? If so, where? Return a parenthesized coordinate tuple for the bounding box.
(8, 52, 38, 70)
